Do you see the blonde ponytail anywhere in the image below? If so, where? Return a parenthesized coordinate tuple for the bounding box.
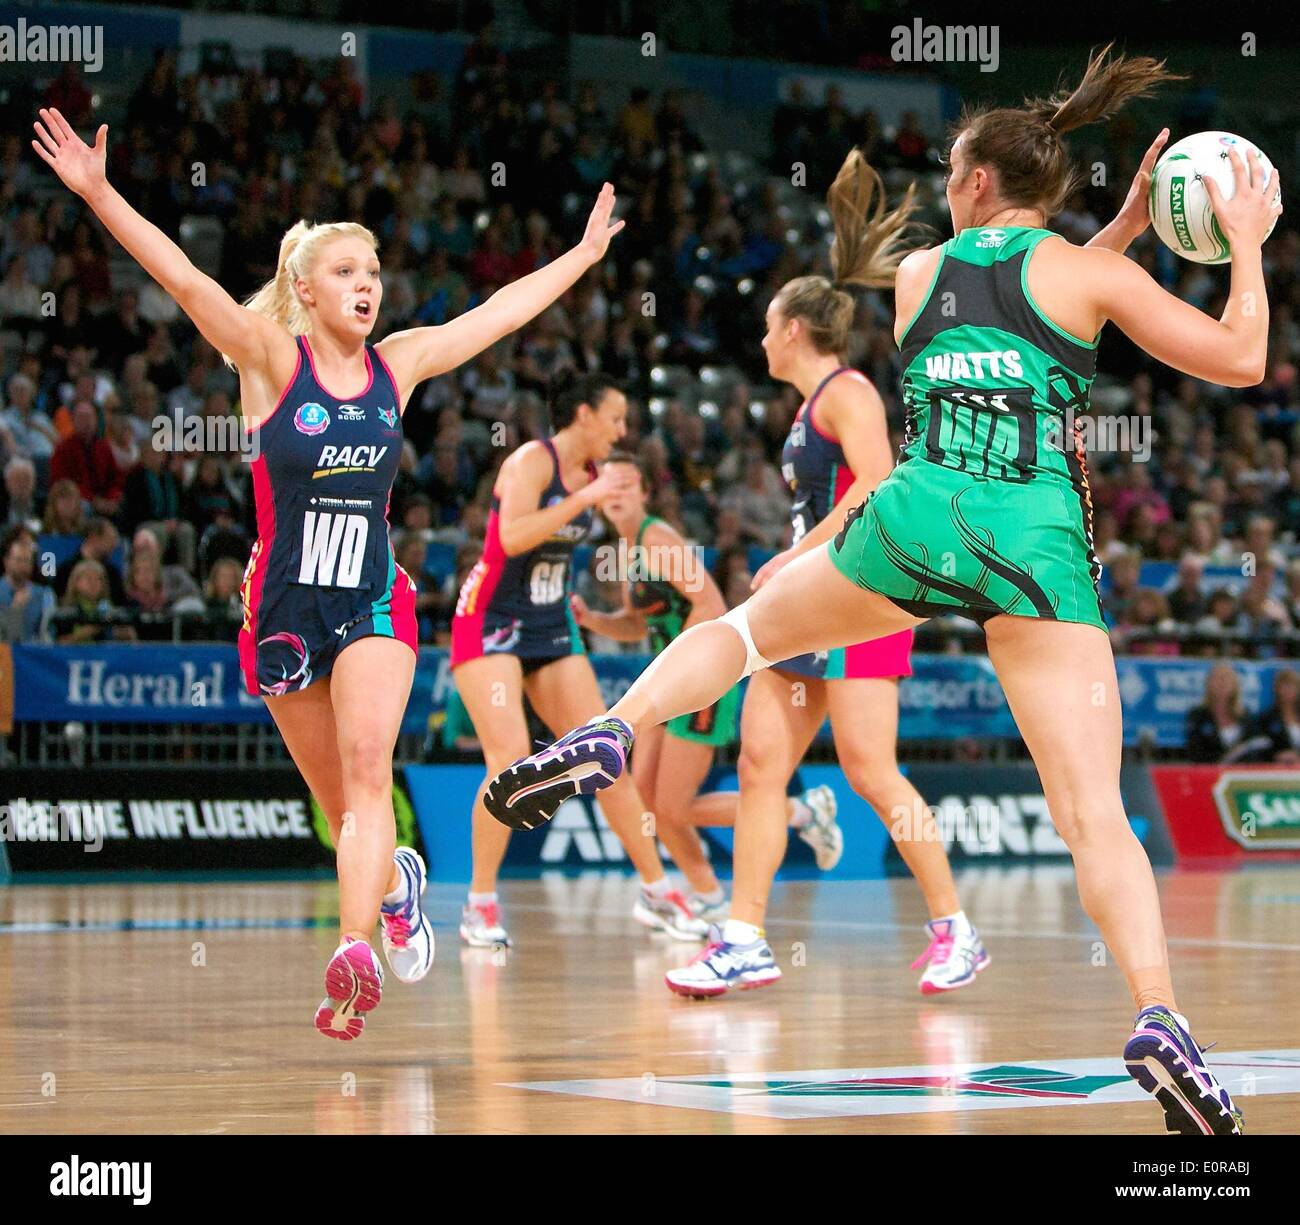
(775, 147, 922, 356)
(221, 219, 379, 369)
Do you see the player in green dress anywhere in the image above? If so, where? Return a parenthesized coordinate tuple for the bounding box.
(489, 47, 1281, 1135)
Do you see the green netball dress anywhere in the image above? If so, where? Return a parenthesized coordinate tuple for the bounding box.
(829, 225, 1106, 629)
(628, 516, 740, 746)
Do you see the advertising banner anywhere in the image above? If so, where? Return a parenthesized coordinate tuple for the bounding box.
(1149, 765, 1300, 862)
(884, 763, 1174, 867)
(0, 768, 420, 874)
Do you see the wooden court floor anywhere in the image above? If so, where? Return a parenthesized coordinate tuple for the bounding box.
(2, 867, 1298, 1134)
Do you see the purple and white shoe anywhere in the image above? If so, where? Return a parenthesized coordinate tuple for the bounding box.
(1123, 1006, 1244, 1135)
(485, 716, 633, 831)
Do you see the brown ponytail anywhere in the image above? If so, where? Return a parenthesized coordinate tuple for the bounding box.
(775, 148, 921, 356)
(955, 44, 1184, 220)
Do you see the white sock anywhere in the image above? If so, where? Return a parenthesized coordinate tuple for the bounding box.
(695, 886, 726, 905)
(933, 909, 973, 937)
(722, 918, 761, 945)
(1171, 1010, 1191, 1032)
(644, 876, 673, 899)
(468, 891, 498, 908)
(383, 857, 409, 906)
(788, 795, 813, 829)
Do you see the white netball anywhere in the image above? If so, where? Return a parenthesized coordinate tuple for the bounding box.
(1149, 130, 1280, 264)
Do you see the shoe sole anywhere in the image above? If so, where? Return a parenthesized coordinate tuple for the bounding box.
(632, 900, 709, 941)
(1123, 1030, 1243, 1135)
(383, 850, 436, 984)
(918, 951, 992, 996)
(665, 968, 782, 999)
(314, 944, 383, 1041)
(485, 739, 623, 831)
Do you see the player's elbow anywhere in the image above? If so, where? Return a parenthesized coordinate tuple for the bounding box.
(1223, 353, 1267, 388)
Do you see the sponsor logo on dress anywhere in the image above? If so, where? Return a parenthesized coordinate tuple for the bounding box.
(313, 444, 389, 477)
(293, 402, 330, 436)
(975, 228, 1007, 247)
(338, 403, 365, 421)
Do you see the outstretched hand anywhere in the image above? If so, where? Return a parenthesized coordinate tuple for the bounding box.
(579, 182, 626, 264)
(32, 108, 108, 198)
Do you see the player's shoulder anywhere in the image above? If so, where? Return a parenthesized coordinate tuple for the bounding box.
(897, 244, 943, 285)
(502, 438, 555, 483)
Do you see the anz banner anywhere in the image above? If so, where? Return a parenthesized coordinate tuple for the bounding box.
(10, 644, 1295, 749)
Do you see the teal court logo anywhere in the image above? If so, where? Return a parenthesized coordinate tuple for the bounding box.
(508, 1051, 1300, 1120)
(1213, 771, 1300, 850)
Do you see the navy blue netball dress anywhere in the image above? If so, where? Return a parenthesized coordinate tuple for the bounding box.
(238, 335, 416, 696)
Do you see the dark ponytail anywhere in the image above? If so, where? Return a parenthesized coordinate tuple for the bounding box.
(549, 369, 625, 430)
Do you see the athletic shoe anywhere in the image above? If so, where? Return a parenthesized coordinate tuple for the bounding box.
(459, 898, 511, 948)
(688, 893, 730, 926)
(1124, 1006, 1245, 1135)
(485, 716, 633, 831)
(795, 784, 842, 870)
(911, 917, 990, 994)
(379, 847, 435, 984)
(633, 887, 709, 940)
(314, 937, 384, 1040)
(665, 926, 782, 997)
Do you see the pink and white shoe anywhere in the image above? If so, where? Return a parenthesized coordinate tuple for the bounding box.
(911, 918, 990, 995)
(314, 937, 384, 1040)
(460, 899, 511, 948)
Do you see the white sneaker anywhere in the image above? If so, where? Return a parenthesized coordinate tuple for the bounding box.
(379, 847, 435, 984)
(912, 918, 990, 994)
(688, 893, 730, 926)
(633, 887, 709, 940)
(795, 784, 842, 870)
(460, 897, 511, 948)
(665, 926, 783, 997)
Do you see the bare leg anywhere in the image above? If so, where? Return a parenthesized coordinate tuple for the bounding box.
(611, 547, 920, 732)
(328, 637, 417, 943)
(265, 680, 400, 942)
(985, 616, 1174, 1012)
(453, 654, 530, 894)
(525, 654, 666, 884)
(826, 678, 960, 919)
(730, 669, 825, 928)
(646, 731, 721, 895)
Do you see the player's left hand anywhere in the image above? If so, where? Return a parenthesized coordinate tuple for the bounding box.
(1113, 127, 1169, 238)
(579, 183, 626, 263)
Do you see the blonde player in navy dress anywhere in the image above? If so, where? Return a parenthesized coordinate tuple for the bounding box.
(34, 106, 627, 1039)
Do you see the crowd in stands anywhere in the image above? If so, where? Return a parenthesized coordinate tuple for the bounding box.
(3, 36, 1300, 705)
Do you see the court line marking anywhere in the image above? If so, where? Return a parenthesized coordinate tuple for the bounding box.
(506, 1049, 1300, 1121)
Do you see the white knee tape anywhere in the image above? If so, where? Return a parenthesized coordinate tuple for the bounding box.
(718, 605, 775, 678)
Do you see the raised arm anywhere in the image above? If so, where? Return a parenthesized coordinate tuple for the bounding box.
(1085, 147, 1281, 386)
(377, 184, 625, 402)
(1085, 128, 1169, 255)
(32, 109, 292, 381)
(495, 443, 636, 558)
